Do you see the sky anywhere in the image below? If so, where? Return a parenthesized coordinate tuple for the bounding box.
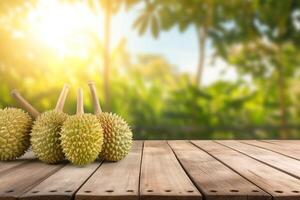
(23, 0, 242, 86)
(108, 8, 241, 86)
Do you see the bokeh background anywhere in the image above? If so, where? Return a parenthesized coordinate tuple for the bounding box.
(1, 0, 300, 139)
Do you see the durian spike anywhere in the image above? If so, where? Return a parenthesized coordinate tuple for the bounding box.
(76, 89, 84, 115)
(11, 89, 40, 119)
(88, 81, 102, 115)
(55, 84, 69, 112)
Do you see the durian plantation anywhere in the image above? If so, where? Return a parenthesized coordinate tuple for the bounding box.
(0, 82, 299, 200)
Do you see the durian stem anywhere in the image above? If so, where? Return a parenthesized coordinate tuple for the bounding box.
(11, 89, 40, 119)
(76, 89, 84, 115)
(88, 81, 102, 115)
(55, 84, 69, 112)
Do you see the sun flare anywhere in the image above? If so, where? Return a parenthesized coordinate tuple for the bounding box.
(27, 1, 102, 58)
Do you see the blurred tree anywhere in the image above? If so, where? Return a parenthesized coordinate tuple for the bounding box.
(0, 0, 300, 139)
(211, 0, 300, 138)
(132, 0, 239, 87)
(89, 0, 138, 111)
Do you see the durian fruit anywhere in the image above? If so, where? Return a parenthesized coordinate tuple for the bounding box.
(60, 89, 103, 166)
(0, 108, 32, 161)
(0, 90, 40, 161)
(30, 84, 69, 164)
(88, 81, 132, 161)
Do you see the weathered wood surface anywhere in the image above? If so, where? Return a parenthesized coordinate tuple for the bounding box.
(0, 151, 34, 175)
(0, 140, 300, 200)
(192, 141, 300, 200)
(168, 141, 270, 200)
(76, 141, 143, 200)
(140, 141, 201, 200)
(218, 140, 300, 179)
(243, 140, 300, 160)
(0, 161, 63, 200)
(21, 162, 100, 200)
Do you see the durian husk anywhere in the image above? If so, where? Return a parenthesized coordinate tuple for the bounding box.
(31, 110, 67, 164)
(0, 108, 32, 161)
(30, 84, 69, 164)
(60, 113, 103, 166)
(98, 112, 132, 161)
(88, 81, 133, 162)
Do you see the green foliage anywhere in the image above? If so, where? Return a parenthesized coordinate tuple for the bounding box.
(0, 0, 300, 139)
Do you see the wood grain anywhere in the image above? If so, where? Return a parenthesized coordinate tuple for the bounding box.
(1, 141, 300, 200)
(264, 140, 300, 145)
(0, 160, 63, 200)
(242, 140, 300, 160)
(263, 140, 300, 150)
(0, 151, 34, 175)
(192, 140, 300, 200)
(140, 141, 201, 200)
(75, 141, 143, 200)
(218, 140, 300, 179)
(20, 162, 100, 200)
(168, 141, 270, 200)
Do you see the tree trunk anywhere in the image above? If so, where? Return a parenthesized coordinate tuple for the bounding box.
(103, 0, 111, 111)
(277, 63, 287, 139)
(196, 27, 207, 87)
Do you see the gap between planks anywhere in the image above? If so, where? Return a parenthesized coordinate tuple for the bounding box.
(243, 140, 300, 161)
(139, 140, 201, 200)
(75, 141, 144, 200)
(191, 140, 300, 200)
(0, 160, 66, 200)
(168, 140, 270, 200)
(0, 151, 35, 176)
(20, 160, 103, 200)
(215, 140, 300, 181)
(1, 140, 300, 200)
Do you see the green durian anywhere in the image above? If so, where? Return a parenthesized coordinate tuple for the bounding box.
(31, 111, 67, 163)
(30, 84, 69, 164)
(60, 89, 103, 166)
(88, 81, 132, 161)
(0, 108, 32, 161)
(97, 113, 132, 161)
(60, 114, 103, 165)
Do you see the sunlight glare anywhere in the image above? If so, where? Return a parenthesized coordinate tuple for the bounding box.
(27, 0, 102, 58)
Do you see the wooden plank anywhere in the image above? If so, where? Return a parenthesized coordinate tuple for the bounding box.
(168, 141, 270, 200)
(20, 162, 100, 200)
(140, 141, 201, 200)
(18, 151, 35, 159)
(75, 141, 143, 200)
(0, 151, 34, 175)
(243, 140, 300, 160)
(218, 140, 300, 179)
(0, 161, 63, 200)
(264, 140, 300, 145)
(192, 140, 300, 200)
(263, 140, 300, 149)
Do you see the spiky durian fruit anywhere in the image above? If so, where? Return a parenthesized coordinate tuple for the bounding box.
(88, 81, 133, 161)
(30, 84, 69, 164)
(0, 108, 32, 161)
(60, 113, 103, 165)
(31, 110, 67, 163)
(98, 113, 132, 161)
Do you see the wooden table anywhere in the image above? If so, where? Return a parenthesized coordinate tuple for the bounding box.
(1, 140, 300, 200)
